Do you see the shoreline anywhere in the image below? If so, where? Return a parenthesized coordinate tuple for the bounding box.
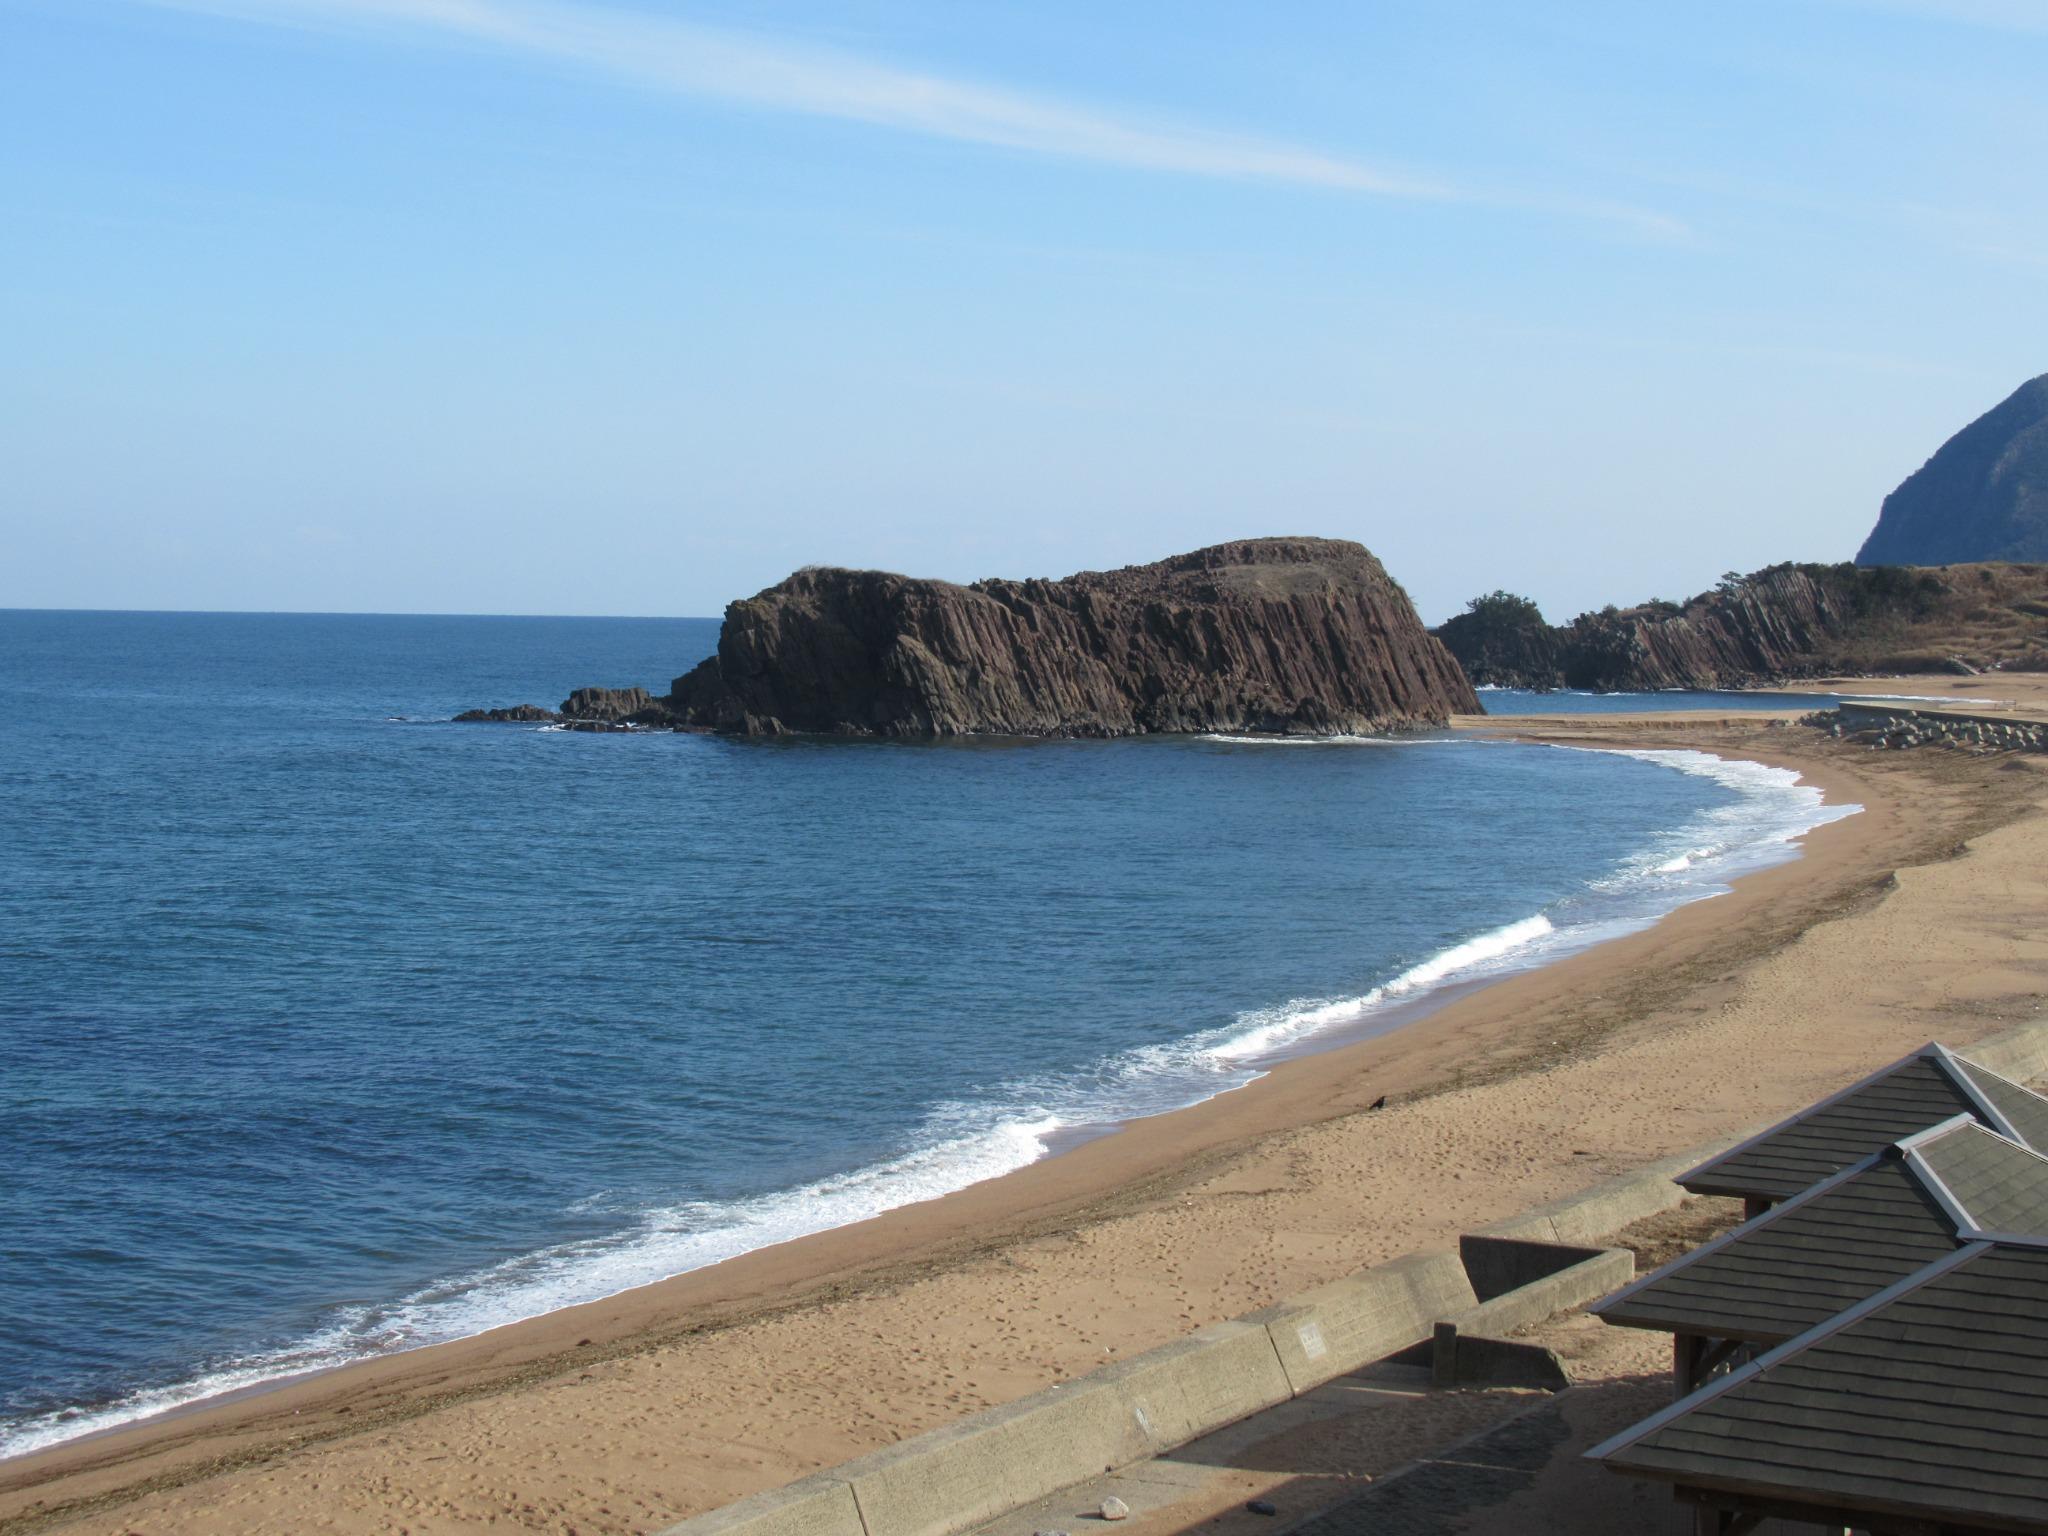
(5, 708, 2045, 1535)
(0, 727, 1844, 1462)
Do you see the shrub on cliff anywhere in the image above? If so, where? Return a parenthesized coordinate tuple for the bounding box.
(1432, 591, 1566, 689)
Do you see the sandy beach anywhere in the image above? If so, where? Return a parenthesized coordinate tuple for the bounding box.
(1813, 672, 2048, 711)
(7, 688, 2047, 1536)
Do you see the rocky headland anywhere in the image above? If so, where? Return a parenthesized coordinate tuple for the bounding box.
(1434, 561, 2048, 692)
(1427, 371, 2048, 696)
(460, 537, 1479, 737)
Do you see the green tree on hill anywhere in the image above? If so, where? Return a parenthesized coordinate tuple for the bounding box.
(1462, 590, 1544, 627)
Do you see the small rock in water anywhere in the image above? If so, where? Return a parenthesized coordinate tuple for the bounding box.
(1100, 1497, 1130, 1521)
(1246, 1500, 1279, 1516)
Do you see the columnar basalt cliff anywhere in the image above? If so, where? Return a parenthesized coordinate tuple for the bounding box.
(1549, 565, 1865, 692)
(1434, 562, 2048, 692)
(460, 538, 1479, 737)
(664, 538, 1479, 736)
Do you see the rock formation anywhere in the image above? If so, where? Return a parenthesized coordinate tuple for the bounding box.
(460, 538, 1479, 737)
(452, 688, 656, 726)
(1858, 373, 2048, 566)
(1430, 592, 1568, 691)
(561, 687, 655, 722)
(1434, 562, 2048, 692)
(1547, 566, 1867, 692)
(1802, 705, 2047, 755)
(454, 703, 561, 724)
(664, 538, 1478, 736)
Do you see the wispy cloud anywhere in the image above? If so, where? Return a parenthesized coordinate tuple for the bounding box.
(136, 0, 1688, 239)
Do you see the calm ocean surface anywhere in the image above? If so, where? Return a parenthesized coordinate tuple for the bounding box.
(0, 612, 1858, 1456)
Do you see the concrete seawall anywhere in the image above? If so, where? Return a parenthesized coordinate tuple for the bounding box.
(1244, 1250, 1476, 1397)
(652, 1162, 1701, 1536)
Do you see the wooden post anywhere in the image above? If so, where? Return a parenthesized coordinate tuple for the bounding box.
(1675, 1332, 1704, 1398)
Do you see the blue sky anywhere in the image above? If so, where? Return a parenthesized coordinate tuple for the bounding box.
(5, 0, 2045, 622)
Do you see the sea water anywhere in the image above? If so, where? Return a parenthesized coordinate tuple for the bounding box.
(1475, 686, 1846, 714)
(0, 611, 1857, 1456)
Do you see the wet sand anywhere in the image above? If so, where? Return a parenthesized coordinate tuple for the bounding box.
(5, 704, 2045, 1536)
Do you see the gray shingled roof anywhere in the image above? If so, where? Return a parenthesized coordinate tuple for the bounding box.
(1954, 1055, 2048, 1153)
(1916, 1118, 2048, 1236)
(1593, 1242, 2048, 1531)
(1679, 1043, 2048, 1203)
(1599, 1119, 2048, 1344)
(1596, 1156, 1952, 1343)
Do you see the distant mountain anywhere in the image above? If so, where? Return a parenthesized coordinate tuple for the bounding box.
(1858, 374, 2048, 566)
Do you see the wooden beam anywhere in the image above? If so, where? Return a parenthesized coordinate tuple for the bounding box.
(1673, 1481, 1948, 1534)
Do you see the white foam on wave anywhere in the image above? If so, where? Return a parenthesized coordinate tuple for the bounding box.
(1199, 914, 1558, 1065)
(1586, 748, 1859, 892)
(0, 743, 1861, 1463)
(1387, 913, 1556, 994)
(0, 1112, 1062, 1460)
(1185, 748, 1858, 1075)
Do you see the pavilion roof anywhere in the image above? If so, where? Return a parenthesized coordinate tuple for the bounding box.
(1593, 1239, 2048, 1533)
(1600, 1117, 2048, 1344)
(1678, 1042, 2048, 1205)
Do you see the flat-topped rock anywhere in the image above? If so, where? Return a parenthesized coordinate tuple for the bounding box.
(661, 537, 1478, 737)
